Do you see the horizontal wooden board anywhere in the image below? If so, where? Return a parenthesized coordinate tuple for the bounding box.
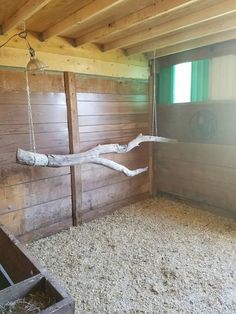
(80, 128, 148, 142)
(157, 101, 236, 145)
(0, 174, 71, 215)
(0, 196, 72, 236)
(157, 158, 236, 190)
(0, 131, 69, 153)
(155, 142, 236, 215)
(79, 113, 149, 126)
(156, 143, 236, 169)
(0, 92, 66, 105)
(0, 105, 67, 124)
(0, 164, 70, 187)
(0, 123, 68, 135)
(76, 76, 148, 94)
(77, 93, 148, 102)
(19, 218, 72, 243)
(82, 174, 149, 211)
(78, 101, 148, 116)
(81, 192, 149, 223)
(0, 70, 65, 92)
(157, 170, 236, 214)
(24, 196, 72, 233)
(79, 122, 148, 133)
(82, 156, 149, 192)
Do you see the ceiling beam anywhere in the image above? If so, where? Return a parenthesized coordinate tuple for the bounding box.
(104, 0, 236, 51)
(42, 0, 126, 41)
(147, 29, 236, 60)
(125, 13, 236, 55)
(75, 0, 198, 46)
(1, 0, 52, 34)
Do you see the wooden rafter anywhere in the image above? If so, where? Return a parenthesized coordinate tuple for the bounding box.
(103, 0, 236, 51)
(126, 12, 236, 55)
(147, 29, 236, 59)
(1, 0, 52, 34)
(75, 0, 197, 46)
(42, 0, 126, 41)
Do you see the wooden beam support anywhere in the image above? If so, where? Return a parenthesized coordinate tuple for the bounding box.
(75, 0, 196, 46)
(126, 12, 236, 55)
(104, 0, 236, 51)
(42, 0, 126, 41)
(64, 72, 82, 226)
(156, 38, 236, 66)
(148, 31, 236, 60)
(1, 0, 52, 34)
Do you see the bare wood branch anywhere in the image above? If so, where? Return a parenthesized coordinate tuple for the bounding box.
(16, 134, 177, 177)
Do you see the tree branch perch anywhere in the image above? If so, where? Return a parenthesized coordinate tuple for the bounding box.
(16, 134, 177, 177)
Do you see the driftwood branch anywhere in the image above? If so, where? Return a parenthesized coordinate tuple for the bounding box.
(16, 134, 177, 177)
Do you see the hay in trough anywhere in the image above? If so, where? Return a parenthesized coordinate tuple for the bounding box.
(0, 291, 56, 314)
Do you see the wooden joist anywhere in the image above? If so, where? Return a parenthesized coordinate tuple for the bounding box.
(103, 0, 236, 51)
(42, 0, 127, 41)
(75, 0, 197, 46)
(1, 0, 51, 34)
(126, 12, 236, 55)
(147, 30, 236, 60)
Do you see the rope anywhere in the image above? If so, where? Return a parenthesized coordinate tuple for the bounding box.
(152, 50, 158, 136)
(22, 21, 36, 153)
(25, 70, 36, 153)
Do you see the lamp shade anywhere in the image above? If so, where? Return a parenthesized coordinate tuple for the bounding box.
(26, 57, 47, 73)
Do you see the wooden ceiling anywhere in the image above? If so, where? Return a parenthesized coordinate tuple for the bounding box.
(0, 0, 236, 58)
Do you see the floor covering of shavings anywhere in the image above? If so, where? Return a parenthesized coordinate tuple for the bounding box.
(28, 196, 236, 314)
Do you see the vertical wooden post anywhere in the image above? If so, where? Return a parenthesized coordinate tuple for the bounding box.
(64, 72, 82, 226)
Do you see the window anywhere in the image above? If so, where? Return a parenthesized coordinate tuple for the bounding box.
(173, 62, 192, 103)
(158, 59, 210, 105)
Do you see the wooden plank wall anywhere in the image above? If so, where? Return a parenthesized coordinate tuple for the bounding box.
(0, 69, 150, 240)
(155, 101, 236, 214)
(76, 75, 150, 221)
(0, 69, 72, 242)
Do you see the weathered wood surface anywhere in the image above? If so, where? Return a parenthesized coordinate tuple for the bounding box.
(64, 72, 82, 226)
(155, 100, 236, 214)
(157, 101, 236, 145)
(75, 75, 152, 219)
(0, 70, 72, 240)
(0, 274, 43, 304)
(0, 226, 75, 313)
(17, 134, 176, 176)
(0, 70, 153, 240)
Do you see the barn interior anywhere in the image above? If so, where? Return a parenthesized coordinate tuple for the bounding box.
(0, 0, 236, 313)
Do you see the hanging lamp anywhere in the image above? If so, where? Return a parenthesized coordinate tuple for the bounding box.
(0, 30, 47, 73)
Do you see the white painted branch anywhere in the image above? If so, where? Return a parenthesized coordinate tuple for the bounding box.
(16, 134, 177, 176)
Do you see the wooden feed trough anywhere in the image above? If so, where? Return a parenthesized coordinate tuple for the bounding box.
(0, 226, 75, 313)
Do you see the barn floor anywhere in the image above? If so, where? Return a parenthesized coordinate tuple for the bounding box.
(28, 196, 236, 314)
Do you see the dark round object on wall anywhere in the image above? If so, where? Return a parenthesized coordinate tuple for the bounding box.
(190, 110, 217, 141)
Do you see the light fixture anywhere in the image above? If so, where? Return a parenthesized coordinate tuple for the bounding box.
(26, 47, 47, 73)
(19, 31, 47, 73)
(0, 30, 47, 73)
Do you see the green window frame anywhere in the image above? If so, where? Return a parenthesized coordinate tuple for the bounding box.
(158, 58, 210, 105)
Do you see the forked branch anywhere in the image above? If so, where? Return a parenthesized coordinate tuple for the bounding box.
(16, 134, 177, 177)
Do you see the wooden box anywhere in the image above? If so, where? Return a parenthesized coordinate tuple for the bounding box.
(0, 226, 75, 313)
